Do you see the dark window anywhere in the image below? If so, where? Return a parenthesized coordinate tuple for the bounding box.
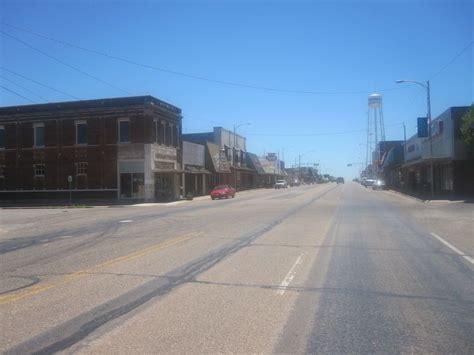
(0, 127, 4, 149)
(160, 122, 165, 144)
(119, 120, 130, 143)
(165, 123, 171, 146)
(34, 124, 45, 147)
(76, 122, 87, 145)
(173, 125, 179, 147)
(169, 124, 174, 146)
(154, 120, 158, 143)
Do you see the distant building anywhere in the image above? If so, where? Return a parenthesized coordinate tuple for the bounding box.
(400, 106, 473, 196)
(182, 141, 210, 196)
(183, 127, 254, 189)
(0, 96, 183, 201)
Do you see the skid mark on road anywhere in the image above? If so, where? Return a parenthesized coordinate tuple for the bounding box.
(277, 252, 306, 295)
(0, 232, 199, 305)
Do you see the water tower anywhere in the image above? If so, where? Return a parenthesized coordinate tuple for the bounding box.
(365, 93, 385, 173)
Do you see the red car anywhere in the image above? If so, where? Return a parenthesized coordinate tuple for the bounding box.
(210, 185, 236, 200)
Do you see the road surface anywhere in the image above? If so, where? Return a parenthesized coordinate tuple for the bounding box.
(1, 183, 473, 353)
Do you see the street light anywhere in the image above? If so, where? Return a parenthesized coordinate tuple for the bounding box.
(298, 150, 315, 181)
(233, 123, 251, 190)
(396, 79, 433, 198)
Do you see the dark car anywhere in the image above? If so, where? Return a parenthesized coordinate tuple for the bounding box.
(336, 177, 345, 184)
(210, 185, 236, 200)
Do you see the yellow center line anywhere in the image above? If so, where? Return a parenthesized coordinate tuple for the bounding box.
(0, 232, 200, 305)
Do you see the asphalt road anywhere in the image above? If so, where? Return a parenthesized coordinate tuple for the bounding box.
(0, 183, 473, 353)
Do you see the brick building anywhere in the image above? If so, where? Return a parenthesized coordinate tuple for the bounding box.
(0, 96, 183, 201)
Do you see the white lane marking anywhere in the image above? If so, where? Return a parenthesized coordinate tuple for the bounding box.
(277, 253, 305, 295)
(119, 220, 133, 223)
(430, 232, 474, 265)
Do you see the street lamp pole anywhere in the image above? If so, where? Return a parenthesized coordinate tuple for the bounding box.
(298, 150, 315, 182)
(396, 79, 434, 199)
(233, 123, 251, 190)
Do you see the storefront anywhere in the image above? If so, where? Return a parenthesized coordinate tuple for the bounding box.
(118, 160, 146, 199)
(148, 144, 182, 201)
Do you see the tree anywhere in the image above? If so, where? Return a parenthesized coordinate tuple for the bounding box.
(460, 105, 474, 158)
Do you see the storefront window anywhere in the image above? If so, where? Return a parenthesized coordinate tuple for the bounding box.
(120, 172, 144, 198)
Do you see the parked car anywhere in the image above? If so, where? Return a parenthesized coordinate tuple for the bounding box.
(289, 179, 300, 187)
(336, 177, 345, 184)
(274, 180, 288, 189)
(362, 178, 375, 187)
(372, 179, 387, 190)
(210, 185, 236, 199)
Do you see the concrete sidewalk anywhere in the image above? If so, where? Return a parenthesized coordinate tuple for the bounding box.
(386, 189, 473, 204)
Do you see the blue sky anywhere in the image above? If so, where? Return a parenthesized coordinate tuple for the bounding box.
(0, 0, 472, 179)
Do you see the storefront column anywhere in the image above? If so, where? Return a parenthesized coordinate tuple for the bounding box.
(202, 174, 206, 195)
(180, 173, 185, 199)
(144, 145, 155, 201)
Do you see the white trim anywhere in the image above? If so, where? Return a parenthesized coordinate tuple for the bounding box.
(34, 163, 45, 177)
(75, 120, 88, 146)
(33, 122, 45, 148)
(75, 162, 88, 175)
(118, 118, 130, 144)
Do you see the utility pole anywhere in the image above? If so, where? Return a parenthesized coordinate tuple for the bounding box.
(427, 80, 434, 199)
(233, 123, 251, 190)
(396, 79, 434, 199)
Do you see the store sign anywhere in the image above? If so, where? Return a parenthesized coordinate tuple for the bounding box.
(154, 146, 177, 161)
(417, 117, 428, 138)
(154, 161, 175, 170)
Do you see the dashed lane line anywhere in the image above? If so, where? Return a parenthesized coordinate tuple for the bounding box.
(277, 252, 305, 295)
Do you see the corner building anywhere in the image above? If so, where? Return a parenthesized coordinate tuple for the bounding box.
(0, 96, 183, 201)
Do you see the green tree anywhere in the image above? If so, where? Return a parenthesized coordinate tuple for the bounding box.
(460, 105, 474, 158)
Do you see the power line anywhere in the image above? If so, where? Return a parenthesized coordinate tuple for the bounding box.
(0, 85, 36, 103)
(0, 66, 81, 100)
(0, 22, 408, 95)
(0, 74, 50, 102)
(0, 30, 133, 96)
(430, 41, 473, 80)
(246, 122, 405, 137)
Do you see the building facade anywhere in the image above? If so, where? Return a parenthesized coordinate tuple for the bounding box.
(182, 141, 209, 196)
(0, 96, 183, 201)
(400, 106, 473, 196)
(183, 127, 254, 190)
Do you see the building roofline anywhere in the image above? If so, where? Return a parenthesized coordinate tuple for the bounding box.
(0, 95, 181, 115)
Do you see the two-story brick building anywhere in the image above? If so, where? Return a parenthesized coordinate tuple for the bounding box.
(0, 96, 183, 202)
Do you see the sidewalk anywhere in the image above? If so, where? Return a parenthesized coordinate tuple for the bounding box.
(0, 187, 271, 209)
(387, 188, 473, 204)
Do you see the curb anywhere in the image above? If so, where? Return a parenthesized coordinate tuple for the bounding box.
(385, 189, 426, 203)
